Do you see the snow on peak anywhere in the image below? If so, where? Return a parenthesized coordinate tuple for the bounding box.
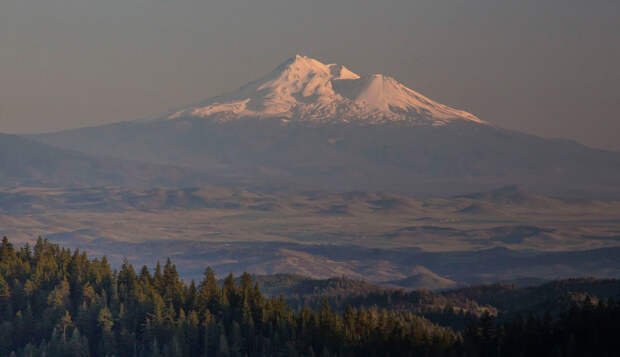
(273, 54, 359, 81)
(169, 55, 483, 126)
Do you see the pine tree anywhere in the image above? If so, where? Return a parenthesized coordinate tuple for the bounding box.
(97, 306, 116, 356)
(199, 267, 220, 313)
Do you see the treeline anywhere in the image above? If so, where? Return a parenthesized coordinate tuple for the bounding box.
(284, 286, 490, 332)
(444, 279, 620, 318)
(0, 237, 457, 356)
(1, 236, 620, 356)
(464, 299, 620, 357)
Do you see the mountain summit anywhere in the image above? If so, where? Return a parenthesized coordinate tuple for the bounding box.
(32, 55, 620, 196)
(169, 55, 483, 126)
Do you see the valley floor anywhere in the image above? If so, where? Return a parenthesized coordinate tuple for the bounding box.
(1, 185, 620, 287)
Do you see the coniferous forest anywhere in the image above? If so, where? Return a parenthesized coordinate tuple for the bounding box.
(1, 237, 619, 357)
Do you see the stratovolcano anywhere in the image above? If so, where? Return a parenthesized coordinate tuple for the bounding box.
(168, 54, 483, 126)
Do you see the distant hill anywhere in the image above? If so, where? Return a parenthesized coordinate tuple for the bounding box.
(39, 233, 620, 289)
(249, 274, 389, 297)
(457, 185, 558, 205)
(385, 266, 459, 291)
(0, 133, 206, 188)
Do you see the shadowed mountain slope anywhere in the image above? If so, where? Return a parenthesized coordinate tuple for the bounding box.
(0, 133, 206, 188)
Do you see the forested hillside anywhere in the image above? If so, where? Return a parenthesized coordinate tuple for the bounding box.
(0, 237, 458, 356)
(1, 237, 619, 356)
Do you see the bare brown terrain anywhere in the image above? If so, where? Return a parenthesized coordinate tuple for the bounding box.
(1, 185, 619, 287)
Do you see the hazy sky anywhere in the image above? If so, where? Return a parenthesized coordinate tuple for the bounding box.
(1, 0, 619, 151)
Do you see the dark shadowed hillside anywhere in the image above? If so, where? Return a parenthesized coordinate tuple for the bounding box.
(33, 119, 620, 197)
(0, 133, 207, 188)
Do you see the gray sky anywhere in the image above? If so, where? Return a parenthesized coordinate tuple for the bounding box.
(1, 0, 619, 151)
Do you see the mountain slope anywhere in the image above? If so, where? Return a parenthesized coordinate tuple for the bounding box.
(168, 54, 483, 126)
(0, 133, 205, 188)
(32, 56, 620, 195)
(385, 266, 459, 291)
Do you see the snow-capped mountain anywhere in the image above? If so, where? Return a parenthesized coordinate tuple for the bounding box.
(169, 55, 483, 126)
(31, 55, 620, 196)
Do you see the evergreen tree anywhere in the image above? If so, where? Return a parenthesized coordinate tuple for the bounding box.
(1, 237, 618, 357)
